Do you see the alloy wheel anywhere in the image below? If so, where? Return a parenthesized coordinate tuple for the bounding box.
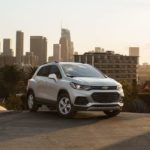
(59, 97, 72, 115)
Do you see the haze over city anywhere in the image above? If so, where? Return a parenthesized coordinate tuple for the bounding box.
(0, 0, 150, 64)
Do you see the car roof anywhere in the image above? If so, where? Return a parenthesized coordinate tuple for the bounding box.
(46, 62, 82, 65)
(38, 62, 85, 69)
(59, 62, 82, 65)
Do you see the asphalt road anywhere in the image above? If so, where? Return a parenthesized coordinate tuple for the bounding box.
(0, 111, 150, 150)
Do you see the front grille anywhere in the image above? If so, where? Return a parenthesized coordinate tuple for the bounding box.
(92, 92, 120, 103)
(90, 86, 117, 90)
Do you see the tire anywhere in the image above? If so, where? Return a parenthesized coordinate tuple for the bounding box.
(103, 110, 121, 117)
(57, 93, 76, 118)
(27, 91, 39, 112)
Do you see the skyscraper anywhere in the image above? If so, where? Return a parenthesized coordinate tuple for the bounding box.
(30, 36, 47, 65)
(16, 31, 24, 64)
(3, 39, 13, 56)
(53, 44, 61, 61)
(59, 28, 74, 62)
(59, 37, 69, 61)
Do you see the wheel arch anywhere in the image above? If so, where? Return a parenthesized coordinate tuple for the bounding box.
(27, 88, 35, 97)
(57, 89, 69, 100)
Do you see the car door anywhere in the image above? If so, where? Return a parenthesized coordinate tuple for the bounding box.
(34, 66, 50, 100)
(44, 65, 62, 102)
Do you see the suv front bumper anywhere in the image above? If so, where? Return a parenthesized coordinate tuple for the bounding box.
(74, 102, 123, 111)
(69, 88, 124, 111)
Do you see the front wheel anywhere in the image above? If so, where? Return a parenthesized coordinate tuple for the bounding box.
(27, 92, 39, 112)
(57, 93, 76, 118)
(103, 110, 121, 117)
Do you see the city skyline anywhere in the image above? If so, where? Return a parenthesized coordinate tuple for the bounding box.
(0, 30, 142, 64)
(0, 0, 150, 64)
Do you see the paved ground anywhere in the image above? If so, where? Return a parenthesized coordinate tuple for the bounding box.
(0, 111, 150, 150)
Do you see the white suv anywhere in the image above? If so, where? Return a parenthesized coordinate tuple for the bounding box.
(27, 62, 124, 118)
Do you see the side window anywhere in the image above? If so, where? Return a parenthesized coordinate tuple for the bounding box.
(37, 66, 51, 77)
(50, 65, 62, 79)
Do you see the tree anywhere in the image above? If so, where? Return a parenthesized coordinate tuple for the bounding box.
(120, 80, 138, 102)
(0, 65, 23, 98)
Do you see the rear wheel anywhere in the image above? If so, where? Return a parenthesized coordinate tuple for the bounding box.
(27, 92, 39, 112)
(57, 93, 76, 118)
(103, 110, 121, 117)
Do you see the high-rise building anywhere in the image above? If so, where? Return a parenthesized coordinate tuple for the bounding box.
(48, 56, 54, 62)
(53, 44, 61, 61)
(59, 28, 74, 62)
(59, 37, 69, 61)
(22, 52, 39, 67)
(30, 36, 47, 65)
(70, 42, 74, 61)
(16, 31, 24, 64)
(3, 39, 13, 56)
(74, 50, 138, 84)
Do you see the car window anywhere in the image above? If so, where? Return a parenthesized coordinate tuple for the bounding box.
(37, 66, 50, 77)
(37, 65, 62, 79)
(50, 65, 62, 79)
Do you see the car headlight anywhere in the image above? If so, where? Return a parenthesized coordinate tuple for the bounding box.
(70, 82, 91, 90)
(117, 84, 122, 91)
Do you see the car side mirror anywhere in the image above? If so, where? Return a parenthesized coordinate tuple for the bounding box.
(48, 74, 57, 81)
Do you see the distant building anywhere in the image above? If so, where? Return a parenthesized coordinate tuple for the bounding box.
(70, 41, 74, 61)
(48, 56, 54, 62)
(3, 39, 13, 56)
(129, 47, 139, 56)
(137, 63, 150, 84)
(74, 51, 78, 55)
(59, 37, 69, 61)
(129, 47, 139, 64)
(59, 28, 74, 61)
(74, 50, 138, 83)
(22, 52, 39, 67)
(30, 36, 47, 65)
(53, 44, 61, 61)
(95, 47, 104, 53)
(16, 31, 24, 64)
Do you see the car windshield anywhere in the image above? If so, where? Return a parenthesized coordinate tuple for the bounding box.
(61, 63, 106, 78)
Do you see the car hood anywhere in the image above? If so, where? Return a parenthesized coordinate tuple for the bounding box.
(70, 77, 119, 86)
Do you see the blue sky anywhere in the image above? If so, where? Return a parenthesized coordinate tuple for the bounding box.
(0, 0, 150, 63)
